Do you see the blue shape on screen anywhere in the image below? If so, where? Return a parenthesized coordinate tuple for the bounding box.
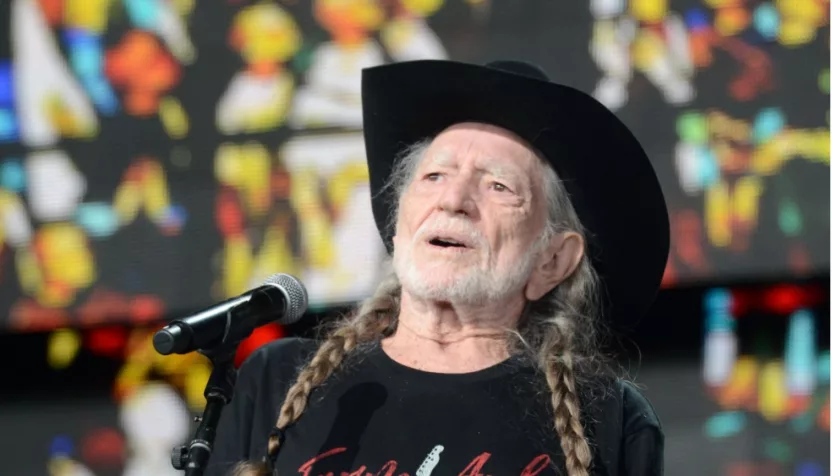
(753, 3, 780, 41)
(49, 435, 74, 457)
(753, 108, 785, 143)
(704, 411, 746, 439)
(0, 63, 16, 141)
(0, 159, 25, 192)
(697, 147, 719, 188)
(62, 28, 87, 44)
(685, 8, 710, 31)
(704, 288, 735, 332)
(86, 77, 119, 115)
(0, 109, 18, 142)
(77, 202, 119, 238)
(796, 462, 824, 476)
(63, 29, 101, 77)
(0, 62, 14, 107)
(63, 29, 119, 115)
(818, 350, 830, 384)
(161, 204, 188, 230)
(785, 310, 816, 380)
(124, 0, 161, 30)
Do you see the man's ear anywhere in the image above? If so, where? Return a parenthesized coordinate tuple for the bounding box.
(525, 232, 585, 301)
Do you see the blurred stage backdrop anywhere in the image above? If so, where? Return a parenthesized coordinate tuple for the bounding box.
(0, 0, 828, 475)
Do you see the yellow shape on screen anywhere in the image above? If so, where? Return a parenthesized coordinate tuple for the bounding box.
(327, 161, 370, 217)
(45, 93, 98, 140)
(632, 29, 665, 72)
(47, 328, 82, 369)
(718, 356, 758, 409)
(715, 7, 749, 36)
(705, 180, 731, 247)
(64, 0, 114, 34)
(292, 168, 335, 269)
(732, 176, 762, 228)
(234, 2, 302, 65)
(401, 0, 444, 16)
(37, 223, 95, 306)
(779, 20, 817, 46)
(215, 143, 271, 217)
(16, 245, 43, 295)
(159, 96, 190, 139)
(114, 181, 142, 225)
(630, 0, 668, 23)
(759, 360, 788, 422)
(223, 235, 255, 298)
(141, 161, 172, 223)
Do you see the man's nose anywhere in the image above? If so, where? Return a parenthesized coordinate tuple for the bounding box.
(436, 176, 477, 217)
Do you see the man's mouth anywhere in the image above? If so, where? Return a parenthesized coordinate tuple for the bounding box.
(428, 237, 469, 248)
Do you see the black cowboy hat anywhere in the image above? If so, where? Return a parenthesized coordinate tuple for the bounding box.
(361, 59, 670, 328)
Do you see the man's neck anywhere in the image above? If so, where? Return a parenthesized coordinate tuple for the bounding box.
(380, 291, 525, 374)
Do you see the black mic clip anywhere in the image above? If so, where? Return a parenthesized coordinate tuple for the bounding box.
(170, 324, 240, 476)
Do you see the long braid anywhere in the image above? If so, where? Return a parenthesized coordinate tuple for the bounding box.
(232, 274, 401, 476)
(513, 258, 603, 476)
(543, 319, 592, 476)
(530, 147, 607, 476)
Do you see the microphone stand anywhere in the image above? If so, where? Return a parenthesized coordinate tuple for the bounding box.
(170, 340, 239, 476)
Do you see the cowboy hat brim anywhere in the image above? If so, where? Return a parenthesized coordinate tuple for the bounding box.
(361, 59, 670, 328)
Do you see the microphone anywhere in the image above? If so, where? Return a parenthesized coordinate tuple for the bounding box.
(153, 273, 308, 355)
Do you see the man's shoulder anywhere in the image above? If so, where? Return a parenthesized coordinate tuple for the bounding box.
(583, 376, 663, 435)
(616, 379, 663, 435)
(238, 337, 321, 382)
(256, 336, 319, 355)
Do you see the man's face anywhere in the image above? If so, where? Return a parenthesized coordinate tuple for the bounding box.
(392, 122, 550, 304)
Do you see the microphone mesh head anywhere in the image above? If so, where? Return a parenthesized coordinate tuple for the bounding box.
(263, 273, 308, 325)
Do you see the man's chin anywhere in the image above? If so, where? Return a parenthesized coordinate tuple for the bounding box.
(406, 266, 468, 284)
(406, 287, 477, 304)
(401, 273, 483, 301)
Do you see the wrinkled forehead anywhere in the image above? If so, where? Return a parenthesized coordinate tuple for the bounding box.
(423, 123, 544, 177)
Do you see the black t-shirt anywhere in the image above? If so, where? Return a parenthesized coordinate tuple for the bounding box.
(206, 338, 664, 476)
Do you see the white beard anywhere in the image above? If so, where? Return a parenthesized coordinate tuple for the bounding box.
(393, 226, 542, 306)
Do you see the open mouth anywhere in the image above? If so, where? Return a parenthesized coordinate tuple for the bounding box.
(428, 237, 469, 249)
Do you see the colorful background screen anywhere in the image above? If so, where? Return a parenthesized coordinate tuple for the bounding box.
(0, 2, 828, 475)
(0, 0, 828, 331)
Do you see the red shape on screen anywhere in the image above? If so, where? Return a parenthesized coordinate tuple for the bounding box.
(37, 0, 63, 25)
(763, 285, 806, 315)
(730, 289, 751, 317)
(86, 326, 129, 358)
(234, 323, 285, 368)
(130, 295, 165, 324)
(217, 187, 245, 237)
(80, 427, 125, 468)
(105, 31, 182, 116)
(9, 299, 70, 332)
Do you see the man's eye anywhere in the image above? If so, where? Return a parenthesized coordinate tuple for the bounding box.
(491, 182, 510, 192)
(425, 173, 442, 181)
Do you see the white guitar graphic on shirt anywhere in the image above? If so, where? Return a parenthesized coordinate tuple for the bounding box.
(415, 445, 444, 476)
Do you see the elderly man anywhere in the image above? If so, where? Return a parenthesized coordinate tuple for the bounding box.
(208, 60, 669, 476)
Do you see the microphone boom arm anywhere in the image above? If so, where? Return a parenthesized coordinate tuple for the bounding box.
(171, 324, 240, 476)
